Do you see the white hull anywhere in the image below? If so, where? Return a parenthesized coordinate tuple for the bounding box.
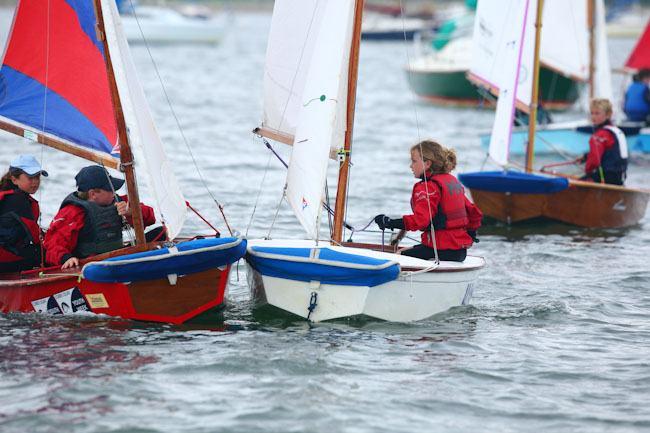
(121, 6, 221, 44)
(246, 239, 484, 322)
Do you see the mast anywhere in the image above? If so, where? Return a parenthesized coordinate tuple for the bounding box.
(587, 0, 595, 98)
(94, 0, 146, 246)
(525, 0, 544, 173)
(332, 0, 364, 243)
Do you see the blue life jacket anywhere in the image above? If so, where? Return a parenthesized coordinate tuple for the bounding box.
(623, 81, 650, 121)
(600, 125, 628, 173)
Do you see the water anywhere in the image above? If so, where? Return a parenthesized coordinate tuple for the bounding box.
(1, 10, 650, 433)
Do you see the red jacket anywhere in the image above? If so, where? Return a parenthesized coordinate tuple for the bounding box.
(402, 173, 482, 250)
(0, 189, 41, 263)
(44, 194, 155, 265)
(585, 123, 617, 173)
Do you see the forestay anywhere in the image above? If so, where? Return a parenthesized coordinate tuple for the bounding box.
(261, 0, 355, 239)
(0, 0, 186, 239)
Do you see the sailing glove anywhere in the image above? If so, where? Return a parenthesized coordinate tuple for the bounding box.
(374, 214, 404, 230)
(468, 230, 480, 243)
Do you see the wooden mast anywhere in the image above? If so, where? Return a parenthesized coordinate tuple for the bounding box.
(94, 0, 146, 246)
(587, 0, 596, 98)
(332, 0, 364, 244)
(525, 0, 544, 173)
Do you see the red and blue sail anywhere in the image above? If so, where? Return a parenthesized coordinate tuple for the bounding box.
(0, 0, 118, 156)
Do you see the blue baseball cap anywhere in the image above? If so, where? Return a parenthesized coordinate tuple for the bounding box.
(9, 155, 48, 177)
(75, 165, 125, 192)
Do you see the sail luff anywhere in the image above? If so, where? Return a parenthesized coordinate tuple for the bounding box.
(332, 0, 364, 244)
(94, 0, 146, 246)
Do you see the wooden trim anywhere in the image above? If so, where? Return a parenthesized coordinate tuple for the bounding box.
(568, 178, 650, 193)
(0, 119, 119, 169)
(253, 126, 294, 146)
(466, 72, 531, 113)
(333, 0, 364, 243)
(94, 0, 146, 246)
(587, 0, 595, 98)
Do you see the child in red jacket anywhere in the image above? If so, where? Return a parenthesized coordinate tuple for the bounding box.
(374, 140, 482, 262)
(44, 165, 161, 269)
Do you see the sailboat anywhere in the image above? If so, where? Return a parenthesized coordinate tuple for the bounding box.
(0, 0, 246, 324)
(482, 16, 650, 156)
(245, 0, 485, 323)
(458, 0, 649, 228)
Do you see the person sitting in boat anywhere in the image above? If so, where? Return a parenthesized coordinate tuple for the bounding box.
(580, 98, 628, 186)
(623, 69, 650, 123)
(44, 165, 164, 270)
(0, 155, 48, 273)
(373, 140, 482, 262)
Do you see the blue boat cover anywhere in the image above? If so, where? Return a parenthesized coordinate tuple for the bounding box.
(246, 247, 400, 287)
(459, 171, 569, 194)
(82, 237, 246, 283)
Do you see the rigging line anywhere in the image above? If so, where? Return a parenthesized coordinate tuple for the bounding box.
(266, 186, 286, 240)
(125, 0, 233, 236)
(400, 0, 438, 263)
(245, 149, 273, 237)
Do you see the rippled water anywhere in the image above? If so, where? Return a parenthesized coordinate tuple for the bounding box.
(1, 9, 650, 433)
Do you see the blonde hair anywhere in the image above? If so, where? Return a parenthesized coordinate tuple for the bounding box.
(590, 98, 613, 117)
(410, 140, 457, 174)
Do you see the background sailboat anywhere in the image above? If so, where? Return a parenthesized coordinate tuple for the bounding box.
(0, 0, 245, 324)
(246, 0, 484, 323)
(459, 0, 649, 228)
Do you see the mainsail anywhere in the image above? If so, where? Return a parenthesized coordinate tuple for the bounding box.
(260, 0, 355, 239)
(625, 20, 650, 70)
(0, 0, 186, 239)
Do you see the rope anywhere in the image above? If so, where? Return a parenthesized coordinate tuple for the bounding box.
(125, 0, 233, 236)
(245, 150, 273, 237)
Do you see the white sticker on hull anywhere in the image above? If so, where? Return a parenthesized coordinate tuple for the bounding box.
(31, 287, 90, 314)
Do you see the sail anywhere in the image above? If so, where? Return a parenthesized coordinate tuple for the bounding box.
(0, 0, 119, 165)
(101, 0, 187, 239)
(470, 0, 589, 109)
(625, 20, 650, 70)
(472, 0, 534, 165)
(592, 0, 612, 100)
(283, 0, 355, 239)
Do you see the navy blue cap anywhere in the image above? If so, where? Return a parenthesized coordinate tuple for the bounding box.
(75, 166, 125, 193)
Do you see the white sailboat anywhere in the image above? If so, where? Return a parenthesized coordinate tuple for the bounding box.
(246, 0, 485, 323)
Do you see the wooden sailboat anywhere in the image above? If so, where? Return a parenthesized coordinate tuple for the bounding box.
(459, 0, 649, 229)
(0, 0, 245, 324)
(246, 0, 485, 323)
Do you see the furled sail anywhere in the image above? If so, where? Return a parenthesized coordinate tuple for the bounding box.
(0, 0, 119, 165)
(263, 0, 355, 239)
(101, 0, 186, 239)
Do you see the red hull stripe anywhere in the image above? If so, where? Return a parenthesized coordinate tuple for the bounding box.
(2, 0, 118, 146)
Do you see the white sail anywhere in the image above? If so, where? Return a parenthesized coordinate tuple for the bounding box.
(592, 0, 613, 100)
(540, 0, 589, 82)
(101, 0, 187, 240)
(283, 1, 355, 239)
(471, 0, 535, 165)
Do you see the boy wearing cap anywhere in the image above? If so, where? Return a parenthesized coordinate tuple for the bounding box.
(0, 155, 48, 272)
(44, 165, 157, 269)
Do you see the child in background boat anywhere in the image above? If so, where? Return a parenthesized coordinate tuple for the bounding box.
(623, 69, 650, 123)
(580, 98, 628, 186)
(0, 155, 47, 273)
(374, 140, 482, 262)
(44, 165, 164, 270)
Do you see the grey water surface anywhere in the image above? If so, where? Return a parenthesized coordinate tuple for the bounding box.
(1, 10, 649, 433)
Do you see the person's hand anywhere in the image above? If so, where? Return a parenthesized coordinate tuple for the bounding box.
(576, 153, 588, 164)
(374, 214, 390, 230)
(115, 201, 131, 217)
(62, 257, 79, 269)
(468, 230, 479, 243)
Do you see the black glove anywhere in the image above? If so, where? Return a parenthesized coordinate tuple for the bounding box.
(374, 214, 390, 230)
(374, 215, 405, 231)
(577, 153, 588, 164)
(468, 230, 479, 243)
